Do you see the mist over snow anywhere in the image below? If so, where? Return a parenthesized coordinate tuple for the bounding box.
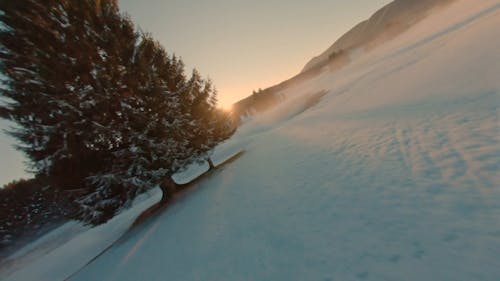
(301, 0, 456, 73)
(2, 0, 499, 280)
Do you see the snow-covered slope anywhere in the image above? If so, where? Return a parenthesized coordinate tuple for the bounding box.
(7, 0, 500, 280)
(70, 1, 500, 280)
(0, 189, 161, 281)
(74, 0, 500, 281)
(302, 0, 455, 73)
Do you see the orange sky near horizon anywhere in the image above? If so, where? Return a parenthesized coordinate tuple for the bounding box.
(119, 0, 392, 109)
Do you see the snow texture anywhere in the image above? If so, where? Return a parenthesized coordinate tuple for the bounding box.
(70, 1, 500, 280)
(0, 189, 161, 281)
(172, 162, 209, 185)
(5, 0, 500, 280)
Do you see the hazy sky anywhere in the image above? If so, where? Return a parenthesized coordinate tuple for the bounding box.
(0, 0, 391, 185)
(119, 0, 392, 108)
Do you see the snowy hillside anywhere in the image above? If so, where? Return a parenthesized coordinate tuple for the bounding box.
(301, 0, 455, 73)
(70, 1, 500, 280)
(3, 0, 500, 280)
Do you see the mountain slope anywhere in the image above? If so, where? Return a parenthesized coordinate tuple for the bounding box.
(231, 0, 456, 121)
(301, 0, 455, 73)
(68, 1, 500, 280)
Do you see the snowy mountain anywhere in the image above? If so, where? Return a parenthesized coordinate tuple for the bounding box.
(232, 0, 457, 120)
(2, 0, 499, 280)
(301, 0, 455, 73)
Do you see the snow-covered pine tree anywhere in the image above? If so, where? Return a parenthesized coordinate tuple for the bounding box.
(182, 71, 233, 164)
(0, 0, 144, 223)
(76, 35, 197, 223)
(77, 35, 233, 224)
(0, 0, 126, 190)
(1, 0, 233, 225)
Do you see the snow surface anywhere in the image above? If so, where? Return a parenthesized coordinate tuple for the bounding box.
(70, 1, 500, 280)
(0, 221, 88, 276)
(172, 149, 246, 184)
(6, 0, 500, 280)
(172, 161, 210, 185)
(1, 189, 161, 281)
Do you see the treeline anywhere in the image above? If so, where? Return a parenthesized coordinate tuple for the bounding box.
(0, 0, 234, 225)
(0, 177, 76, 254)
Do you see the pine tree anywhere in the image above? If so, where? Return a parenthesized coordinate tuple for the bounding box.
(77, 36, 196, 222)
(1, 0, 234, 225)
(0, 0, 136, 190)
(77, 36, 233, 224)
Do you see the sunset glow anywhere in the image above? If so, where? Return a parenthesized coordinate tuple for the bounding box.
(119, 0, 392, 108)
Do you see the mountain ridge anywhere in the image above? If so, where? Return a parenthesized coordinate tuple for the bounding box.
(231, 0, 456, 120)
(301, 0, 455, 73)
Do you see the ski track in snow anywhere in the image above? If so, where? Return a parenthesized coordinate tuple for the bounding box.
(3, 1, 500, 280)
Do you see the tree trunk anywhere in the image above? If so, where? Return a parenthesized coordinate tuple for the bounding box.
(160, 177, 177, 204)
(207, 157, 215, 170)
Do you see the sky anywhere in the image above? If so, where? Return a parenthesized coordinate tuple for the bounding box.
(119, 0, 392, 108)
(0, 0, 391, 186)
